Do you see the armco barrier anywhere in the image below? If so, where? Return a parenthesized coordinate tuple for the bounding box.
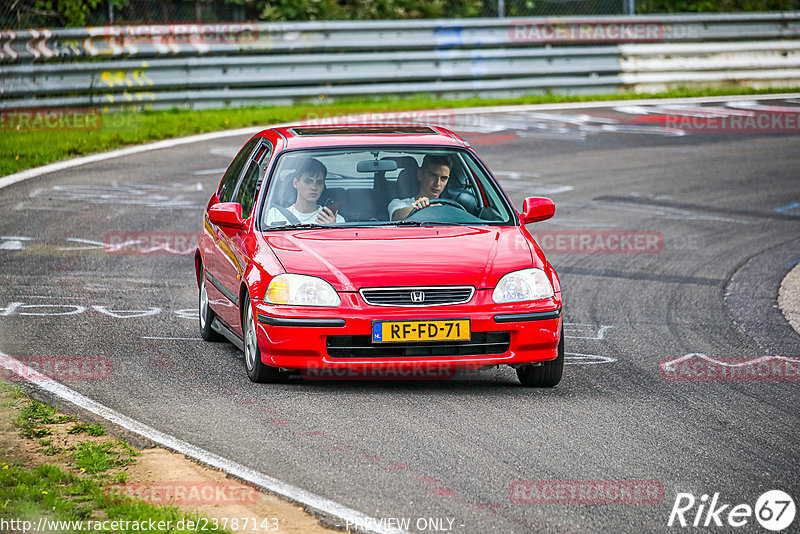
(1, 13, 799, 110)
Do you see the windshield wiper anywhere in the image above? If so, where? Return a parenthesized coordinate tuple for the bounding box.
(378, 220, 470, 227)
(263, 223, 338, 231)
(376, 220, 423, 226)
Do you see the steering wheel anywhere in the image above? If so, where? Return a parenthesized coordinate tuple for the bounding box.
(408, 198, 467, 217)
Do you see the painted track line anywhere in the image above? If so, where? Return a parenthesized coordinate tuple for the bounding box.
(0, 352, 409, 534)
(444, 92, 800, 115)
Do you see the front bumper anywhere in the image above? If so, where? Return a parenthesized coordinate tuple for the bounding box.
(252, 289, 562, 370)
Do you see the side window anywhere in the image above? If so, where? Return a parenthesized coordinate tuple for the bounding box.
(217, 138, 259, 203)
(234, 142, 272, 217)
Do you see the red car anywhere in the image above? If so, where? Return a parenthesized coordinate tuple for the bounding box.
(196, 125, 563, 387)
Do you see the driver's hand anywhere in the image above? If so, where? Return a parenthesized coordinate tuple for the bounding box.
(411, 197, 430, 210)
(316, 207, 337, 224)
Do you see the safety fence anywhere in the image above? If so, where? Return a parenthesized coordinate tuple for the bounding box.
(1, 13, 799, 110)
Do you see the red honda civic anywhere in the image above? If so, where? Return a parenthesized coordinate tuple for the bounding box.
(195, 125, 563, 387)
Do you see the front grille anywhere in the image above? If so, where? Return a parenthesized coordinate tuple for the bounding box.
(360, 286, 474, 307)
(326, 332, 510, 358)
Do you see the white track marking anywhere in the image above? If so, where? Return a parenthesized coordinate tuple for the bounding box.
(565, 352, 618, 365)
(444, 93, 800, 116)
(58, 238, 108, 251)
(724, 100, 800, 113)
(662, 353, 800, 366)
(657, 104, 755, 117)
(0, 236, 33, 250)
(0, 351, 410, 534)
(614, 104, 755, 118)
(564, 323, 615, 341)
(57, 237, 196, 255)
(92, 306, 162, 318)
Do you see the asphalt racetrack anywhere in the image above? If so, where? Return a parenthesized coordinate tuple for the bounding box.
(1, 96, 799, 533)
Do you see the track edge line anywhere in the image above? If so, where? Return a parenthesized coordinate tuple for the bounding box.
(0, 352, 409, 534)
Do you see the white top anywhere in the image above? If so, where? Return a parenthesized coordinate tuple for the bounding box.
(266, 205, 345, 226)
(387, 197, 415, 219)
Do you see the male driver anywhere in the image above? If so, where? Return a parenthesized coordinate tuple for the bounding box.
(266, 158, 344, 225)
(388, 154, 454, 220)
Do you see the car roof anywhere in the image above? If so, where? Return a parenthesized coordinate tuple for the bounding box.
(260, 124, 470, 150)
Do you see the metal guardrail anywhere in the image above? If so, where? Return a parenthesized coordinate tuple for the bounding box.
(1, 13, 800, 110)
(619, 40, 800, 92)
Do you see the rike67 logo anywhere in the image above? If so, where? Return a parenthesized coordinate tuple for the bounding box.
(668, 490, 795, 531)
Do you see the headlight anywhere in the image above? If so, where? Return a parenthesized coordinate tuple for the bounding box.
(266, 274, 341, 307)
(492, 268, 554, 303)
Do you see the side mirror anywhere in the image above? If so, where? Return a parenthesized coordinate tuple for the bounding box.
(520, 197, 555, 224)
(209, 202, 246, 231)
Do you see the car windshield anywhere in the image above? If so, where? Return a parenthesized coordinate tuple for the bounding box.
(259, 148, 514, 229)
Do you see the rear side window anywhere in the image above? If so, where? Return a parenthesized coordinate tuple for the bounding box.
(218, 138, 259, 203)
(235, 142, 272, 217)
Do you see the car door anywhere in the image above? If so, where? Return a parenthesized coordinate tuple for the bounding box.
(213, 139, 273, 333)
(204, 138, 260, 329)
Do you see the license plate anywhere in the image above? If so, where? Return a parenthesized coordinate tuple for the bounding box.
(372, 319, 470, 343)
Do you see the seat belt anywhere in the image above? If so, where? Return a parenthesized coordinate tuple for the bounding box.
(274, 205, 301, 225)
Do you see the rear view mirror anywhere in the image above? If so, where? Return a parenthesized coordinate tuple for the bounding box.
(209, 202, 245, 231)
(520, 197, 555, 224)
(357, 159, 398, 173)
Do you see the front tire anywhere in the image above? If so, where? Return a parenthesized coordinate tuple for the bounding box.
(199, 274, 224, 342)
(242, 293, 287, 383)
(517, 327, 564, 388)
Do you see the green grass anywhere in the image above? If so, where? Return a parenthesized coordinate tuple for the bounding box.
(1, 86, 797, 177)
(0, 461, 231, 533)
(0, 385, 230, 533)
(68, 441, 136, 474)
(14, 400, 75, 439)
(67, 422, 106, 437)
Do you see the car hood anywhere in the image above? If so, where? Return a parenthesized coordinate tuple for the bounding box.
(263, 226, 538, 292)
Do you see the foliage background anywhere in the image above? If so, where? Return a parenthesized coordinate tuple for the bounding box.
(3, 0, 799, 28)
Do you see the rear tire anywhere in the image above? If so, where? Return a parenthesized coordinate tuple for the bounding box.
(199, 274, 224, 342)
(517, 327, 564, 388)
(242, 293, 287, 383)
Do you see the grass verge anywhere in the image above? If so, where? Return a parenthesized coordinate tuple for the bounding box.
(0, 383, 230, 534)
(1, 86, 798, 177)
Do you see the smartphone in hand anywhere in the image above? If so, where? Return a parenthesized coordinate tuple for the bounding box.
(324, 198, 340, 215)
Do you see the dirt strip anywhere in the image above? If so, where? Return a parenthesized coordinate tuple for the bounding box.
(778, 263, 800, 336)
(0, 387, 336, 534)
